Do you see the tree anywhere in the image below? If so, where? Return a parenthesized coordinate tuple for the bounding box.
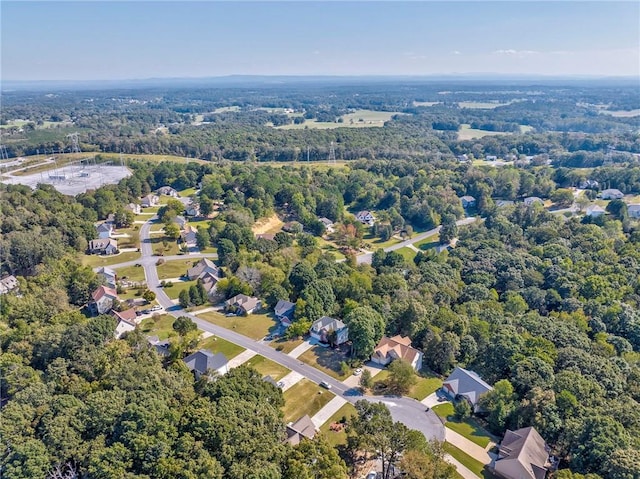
(387, 360, 417, 395)
(344, 306, 385, 359)
(606, 199, 628, 221)
(196, 228, 210, 249)
(199, 194, 213, 216)
(173, 316, 197, 336)
(164, 222, 180, 240)
(179, 289, 190, 308)
(288, 262, 317, 295)
(360, 369, 373, 390)
(217, 238, 237, 267)
(551, 188, 575, 207)
(478, 379, 517, 433)
(142, 289, 156, 303)
(454, 399, 472, 420)
(283, 436, 348, 479)
(439, 214, 458, 244)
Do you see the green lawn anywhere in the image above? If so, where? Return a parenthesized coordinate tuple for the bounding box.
(140, 314, 177, 339)
(283, 379, 334, 423)
(243, 355, 290, 381)
(114, 227, 140, 249)
(299, 345, 352, 380)
(363, 231, 402, 250)
(319, 402, 357, 447)
(317, 238, 346, 260)
(161, 280, 197, 300)
(198, 311, 279, 340)
(270, 337, 305, 354)
(187, 219, 212, 231)
(396, 247, 417, 263)
(414, 233, 440, 250)
(458, 124, 513, 141)
(199, 335, 245, 359)
(179, 187, 198, 197)
(432, 403, 494, 448)
(443, 443, 497, 479)
(409, 373, 443, 401)
(80, 251, 141, 268)
(150, 236, 180, 256)
(157, 258, 199, 280)
(113, 264, 146, 282)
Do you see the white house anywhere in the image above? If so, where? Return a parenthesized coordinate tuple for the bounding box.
(0, 275, 19, 295)
(156, 186, 179, 197)
(371, 335, 423, 371)
(88, 238, 118, 255)
(601, 188, 624, 200)
(355, 210, 375, 226)
(111, 308, 138, 339)
(125, 203, 142, 215)
(141, 194, 160, 208)
(225, 294, 261, 315)
(485, 155, 498, 161)
(183, 350, 229, 379)
(586, 204, 606, 218)
(460, 195, 476, 208)
(628, 204, 640, 219)
(310, 316, 349, 345)
(180, 226, 198, 248)
(185, 203, 200, 217)
(319, 217, 335, 233)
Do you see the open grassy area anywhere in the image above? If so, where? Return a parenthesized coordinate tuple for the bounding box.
(317, 238, 346, 260)
(363, 231, 403, 250)
(80, 250, 140, 268)
(299, 345, 352, 380)
(179, 187, 198, 197)
(140, 314, 177, 339)
(433, 402, 454, 418)
(161, 280, 197, 300)
(283, 379, 334, 423)
(458, 124, 513, 141)
(396, 247, 417, 263)
(276, 109, 403, 130)
(188, 219, 212, 231)
(199, 335, 245, 359)
(113, 264, 146, 282)
(270, 337, 305, 354)
(113, 227, 140, 249)
(150, 236, 180, 256)
(243, 355, 290, 381)
(252, 214, 284, 234)
(157, 258, 198, 280)
(413, 101, 440, 107)
(444, 443, 497, 479)
(198, 311, 278, 340)
(409, 373, 443, 401)
(432, 402, 494, 448)
(414, 233, 440, 250)
(319, 402, 357, 447)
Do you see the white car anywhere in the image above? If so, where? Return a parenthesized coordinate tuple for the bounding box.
(353, 368, 363, 376)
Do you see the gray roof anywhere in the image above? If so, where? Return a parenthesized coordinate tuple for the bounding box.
(319, 217, 334, 226)
(443, 367, 493, 405)
(311, 316, 347, 333)
(97, 266, 117, 277)
(285, 414, 317, 445)
(0, 275, 19, 294)
(89, 238, 117, 250)
(225, 294, 260, 312)
(496, 427, 550, 479)
(461, 195, 476, 202)
(96, 223, 113, 233)
(187, 258, 220, 280)
(602, 188, 623, 195)
(183, 349, 228, 375)
(274, 299, 296, 318)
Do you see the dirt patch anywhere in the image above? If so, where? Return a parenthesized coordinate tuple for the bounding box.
(252, 214, 284, 234)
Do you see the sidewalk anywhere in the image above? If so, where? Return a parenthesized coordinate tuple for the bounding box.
(311, 395, 347, 428)
(279, 371, 304, 391)
(444, 454, 480, 479)
(445, 428, 492, 465)
(227, 349, 258, 368)
(287, 339, 316, 359)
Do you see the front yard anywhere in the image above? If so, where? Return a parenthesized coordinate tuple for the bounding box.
(198, 311, 279, 340)
(282, 379, 334, 423)
(198, 335, 245, 359)
(161, 279, 197, 300)
(433, 402, 495, 448)
(409, 372, 443, 401)
(81, 250, 141, 268)
(444, 443, 497, 479)
(113, 264, 146, 282)
(270, 337, 305, 354)
(299, 345, 352, 380)
(243, 355, 290, 381)
(156, 258, 199, 280)
(140, 314, 177, 339)
(150, 236, 181, 256)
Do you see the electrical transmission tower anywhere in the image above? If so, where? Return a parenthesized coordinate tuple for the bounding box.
(328, 141, 336, 165)
(67, 132, 81, 154)
(0, 145, 9, 161)
(603, 145, 615, 166)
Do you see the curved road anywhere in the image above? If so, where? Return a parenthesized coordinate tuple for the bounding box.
(124, 215, 445, 442)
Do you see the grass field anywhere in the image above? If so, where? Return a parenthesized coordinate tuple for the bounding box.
(276, 109, 402, 130)
(600, 109, 640, 117)
(150, 236, 180, 256)
(414, 233, 440, 251)
(113, 264, 146, 282)
(409, 373, 443, 401)
(432, 402, 494, 448)
(198, 335, 245, 359)
(199, 311, 278, 340)
(444, 443, 497, 479)
(179, 187, 198, 197)
(140, 314, 177, 339)
(319, 402, 357, 447)
(157, 258, 198, 280)
(299, 346, 352, 380)
(270, 337, 305, 354)
(243, 355, 290, 381)
(161, 279, 197, 300)
(363, 231, 403, 250)
(283, 379, 334, 422)
(458, 101, 511, 109)
(317, 238, 346, 260)
(458, 124, 512, 141)
(252, 214, 284, 234)
(396, 247, 417, 263)
(80, 250, 140, 268)
(413, 101, 440, 107)
(113, 227, 139, 249)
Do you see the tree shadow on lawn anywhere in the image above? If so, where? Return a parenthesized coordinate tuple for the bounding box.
(307, 345, 350, 376)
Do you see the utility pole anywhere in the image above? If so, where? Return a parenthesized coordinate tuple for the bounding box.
(328, 141, 336, 165)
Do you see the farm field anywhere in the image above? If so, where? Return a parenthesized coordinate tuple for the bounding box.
(276, 109, 402, 130)
(458, 101, 512, 109)
(457, 124, 512, 140)
(282, 379, 334, 423)
(413, 101, 440, 107)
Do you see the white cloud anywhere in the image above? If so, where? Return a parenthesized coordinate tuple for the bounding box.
(452, 50, 461, 55)
(493, 49, 539, 56)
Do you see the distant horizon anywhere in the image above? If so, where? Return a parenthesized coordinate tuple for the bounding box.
(2, 2, 639, 81)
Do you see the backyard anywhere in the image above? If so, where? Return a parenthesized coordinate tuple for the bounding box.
(282, 379, 334, 423)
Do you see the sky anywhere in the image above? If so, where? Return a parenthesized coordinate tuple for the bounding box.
(2, 1, 639, 81)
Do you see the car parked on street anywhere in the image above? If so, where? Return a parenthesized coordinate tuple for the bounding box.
(353, 368, 363, 376)
(320, 381, 332, 390)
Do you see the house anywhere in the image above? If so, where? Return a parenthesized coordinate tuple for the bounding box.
(125, 203, 141, 215)
(282, 221, 303, 233)
(147, 336, 171, 357)
(96, 266, 117, 288)
(318, 217, 335, 233)
(180, 226, 198, 248)
(111, 308, 137, 339)
(141, 194, 159, 208)
(173, 215, 188, 229)
(156, 186, 179, 197)
(0, 275, 19, 295)
(496, 200, 515, 208)
(579, 179, 599, 189)
(460, 195, 476, 208)
(274, 299, 296, 326)
(88, 238, 118, 255)
(255, 233, 276, 241)
(355, 210, 375, 226)
(457, 154, 469, 163)
(442, 367, 493, 412)
(585, 204, 606, 217)
(225, 294, 262, 315)
(601, 188, 624, 200)
(494, 427, 553, 479)
(285, 414, 317, 446)
(105, 213, 115, 225)
(310, 316, 349, 345)
(96, 222, 114, 239)
(185, 203, 200, 217)
(628, 204, 640, 218)
(486, 155, 498, 161)
(187, 258, 221, 281)
(183, 349, 229, 379)
(199, 271, 221, 298)
(524, 197, 544, 206)
(371, 335, 423, 371)
(89, 285, 119, 315)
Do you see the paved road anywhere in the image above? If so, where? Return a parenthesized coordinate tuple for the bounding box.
(135, 215, 445, 442)
(357, 217, 478, 264)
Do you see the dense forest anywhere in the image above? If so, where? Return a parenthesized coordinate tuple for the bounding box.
(1, 153, 640, 477)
